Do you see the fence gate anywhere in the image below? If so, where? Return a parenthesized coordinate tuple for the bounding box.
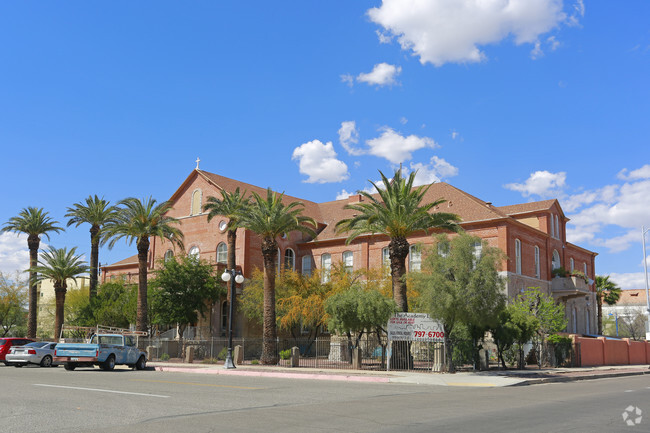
(386, 312, 446, 372)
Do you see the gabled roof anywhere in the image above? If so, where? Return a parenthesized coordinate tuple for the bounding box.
(103, 254, 138, 269)
(498, 199, 568, 220)
(615, 289, 648, 306)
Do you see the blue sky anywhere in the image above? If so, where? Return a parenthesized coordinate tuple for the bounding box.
(1, 1, 649, 290)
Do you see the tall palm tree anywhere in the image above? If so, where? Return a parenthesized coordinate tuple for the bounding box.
(65, 195, 119, 300)
(32, 247, 88, 340)
(239, 188, 317, 364)
(203, 187, 250, 277)
(336, 169, 460, 313)
(2, 207, 63, 338)
(102, 197, 184, 333)
(595, 275, 622, 335)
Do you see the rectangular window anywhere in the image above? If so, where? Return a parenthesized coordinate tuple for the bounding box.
(301, 255, 312, 276)
(321, 253, 331, 283)
(382, 247, 390, 276)
(342, 251, 353, 273)
(515, 239, 521, 275)
(534, 246, 540, 278)
(409, 245, 421, 272)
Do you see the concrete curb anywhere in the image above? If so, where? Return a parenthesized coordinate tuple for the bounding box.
(512, 369, 650, 386)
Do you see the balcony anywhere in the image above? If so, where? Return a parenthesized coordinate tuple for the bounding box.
(551, 276, 591, 301)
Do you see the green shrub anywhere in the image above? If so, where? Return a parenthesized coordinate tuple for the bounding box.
(201, 357, 219, 364)
(160, 353, 170, 361)
(279, 349, 292, 360)
(251, 359, 259, 365)
(551, 267, 567, 278)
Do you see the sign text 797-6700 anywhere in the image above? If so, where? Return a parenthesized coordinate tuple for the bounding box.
(386, 313, 445, 342)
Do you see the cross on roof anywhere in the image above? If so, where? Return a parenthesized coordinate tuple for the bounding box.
(195, 157, 201, 170)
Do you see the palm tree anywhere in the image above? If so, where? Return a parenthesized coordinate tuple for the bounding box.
(336, 169, 460, 313)
(65, 195, 119, 300)
(595, 275, 622, 335)
(32, 247, 88, 340)
(102, 197, 184, 333)
(239, 188, 317, 364)
(203, 187, 250, 276)
(2, 207, 63, 338)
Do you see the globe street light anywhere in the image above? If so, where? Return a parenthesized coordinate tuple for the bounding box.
(221, 269, 244, 369)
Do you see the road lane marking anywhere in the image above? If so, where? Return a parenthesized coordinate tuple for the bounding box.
(446, 383, 496, 387)
(33, 384, 170, 398)
(131, 379, 262, 390)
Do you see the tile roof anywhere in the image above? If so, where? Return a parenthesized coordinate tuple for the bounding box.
(615, 289, 648, 306)
(497, 199, 557, 216)
(103, 254, 138, 268)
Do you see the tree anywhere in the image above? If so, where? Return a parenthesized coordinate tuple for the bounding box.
(239, 188, 317, 364)
(65, 195, 119, 300)
(509, 287, 567, 369)
(103, 197, 184, 333)
(0, 272, 28, 337)
(2, 207, 63, 338)
(150, 256, 223, 357)
(617, 307, 647, 340)
(492, 305, 538, 369)
(325, 283, 396, 368)
(68, 282, 137, 329)
(412, 233, 506, 371)
(594, 275, 622, 335)
(31, 247, 88, 340)
(336, 169, 460, 314)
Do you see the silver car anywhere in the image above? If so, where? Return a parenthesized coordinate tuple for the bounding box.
(6, 341, 58, 367)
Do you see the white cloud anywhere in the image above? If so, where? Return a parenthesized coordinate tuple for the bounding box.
(505, 170, 567, 198)
(338, 121, 364, 156)
(357, 63, 402, 87)
(340, 74, 355, 87)
(376, 30, 392, 44)
(608, 272, 647, 291)
(336, 184, 378, 201)
(618, 164, 650, 181)
(0, 233, 30, 275)
(400, 117, 408, 125)
(366, 127, 436, 164)
(292, 140, 349, 184)
(451, 130, 460, 140)
(409, 156, 459, 186)
(368, 0, 574, 66)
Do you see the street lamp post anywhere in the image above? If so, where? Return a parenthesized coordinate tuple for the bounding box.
(608, 312, 619, 337)
(642, 227, 650, 341)
(221, 269, 244, 369)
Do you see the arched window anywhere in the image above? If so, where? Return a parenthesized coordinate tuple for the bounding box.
(342, 251, 353, 273)
(188, 246, 200, 260)
(409, 245, 421, 272)
(216, 242, 227, 264)
(569, 258, 574, 272)
(284, 248, 295, 271)
(552, 250, 561, 270)
(321, 253, 331, 283)
(534, 246, 540, 278)
(550, 214, 555, 238)
(555, 215, 560, 238)
(302, 255, 312, 276)
(515, 239, 521, 275)
(164, 250, 174, 262)
(191, 189, 202, 215)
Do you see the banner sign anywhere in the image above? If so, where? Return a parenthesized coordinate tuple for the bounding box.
(387, 312, 445, 342)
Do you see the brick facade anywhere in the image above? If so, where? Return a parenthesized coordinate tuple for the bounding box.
(101, 169, 598, 337)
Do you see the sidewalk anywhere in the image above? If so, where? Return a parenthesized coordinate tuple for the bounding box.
(148, 361, 650, 388)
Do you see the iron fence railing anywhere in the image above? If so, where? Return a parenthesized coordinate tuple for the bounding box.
(139, 336, 451, 371)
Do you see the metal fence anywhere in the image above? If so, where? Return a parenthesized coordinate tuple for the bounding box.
(140, 336, 448, 372)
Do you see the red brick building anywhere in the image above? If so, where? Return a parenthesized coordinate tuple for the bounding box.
(101, 168, 598, 338)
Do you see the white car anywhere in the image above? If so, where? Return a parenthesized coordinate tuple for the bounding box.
(6, 341, 58, 367)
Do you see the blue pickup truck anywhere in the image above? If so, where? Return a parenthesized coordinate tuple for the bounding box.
(54, 333, 147, 371)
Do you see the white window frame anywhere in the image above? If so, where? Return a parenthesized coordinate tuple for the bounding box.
(409, 245, 422, 272)
(569, 258, 574, 272)
(342, 251, 353, 273)
(164, 249, 174, 262)
(552, 250, 561, 270)
(284, 248, 295, 271)
(515, 239, 521, 275)
(216, 242, 227, 264)
(188, 246, 200, 260)
(321, 253, 331, 283)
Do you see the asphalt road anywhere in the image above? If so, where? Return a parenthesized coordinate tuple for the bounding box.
(1, 364, 649, 433)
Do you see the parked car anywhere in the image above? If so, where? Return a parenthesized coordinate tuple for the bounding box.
(6, 341, 58, 367)
(1, 338, 34, 365)
(54, 333, 147, 371)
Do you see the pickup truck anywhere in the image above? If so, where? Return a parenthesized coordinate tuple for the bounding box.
(54, 333, 147, 371)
